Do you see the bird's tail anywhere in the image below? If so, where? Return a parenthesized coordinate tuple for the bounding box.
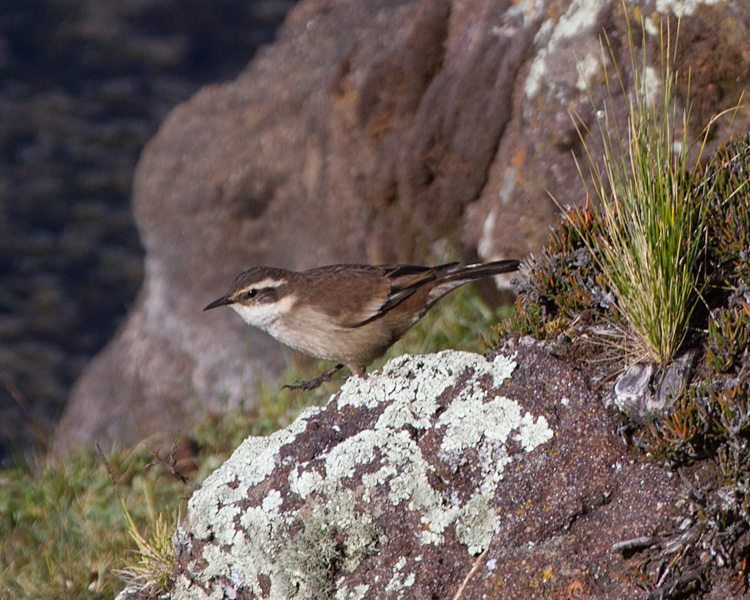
(443, 259, 520, 282)
(422, 259, 520, 309)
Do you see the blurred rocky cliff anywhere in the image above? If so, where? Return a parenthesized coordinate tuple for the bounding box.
(0, 0, 295, 459)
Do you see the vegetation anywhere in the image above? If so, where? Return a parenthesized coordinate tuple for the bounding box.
(0, 445, 188, 599)
(494, 126, 749, 600)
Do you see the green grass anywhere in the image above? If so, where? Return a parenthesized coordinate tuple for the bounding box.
(571, 15, 718, 367)
(115, 506, 177, 595)
(0, 445, 189, 600)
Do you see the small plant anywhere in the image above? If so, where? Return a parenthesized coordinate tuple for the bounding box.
(638, 382, 708, 463)
(98, 445, 178, 596)
(702, 133, 750, 288)
(706, 306, 750, 372)
(490, 207, 617, 346)
(115, 509, 177, 595)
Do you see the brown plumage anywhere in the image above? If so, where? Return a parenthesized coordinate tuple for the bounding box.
(204, 260, 519, 388)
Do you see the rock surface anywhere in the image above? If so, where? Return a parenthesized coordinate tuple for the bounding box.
(54, 0, 750, 451)
(116, 347, 681, 600)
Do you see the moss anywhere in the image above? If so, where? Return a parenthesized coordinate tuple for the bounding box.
(281, 516, 380, 600)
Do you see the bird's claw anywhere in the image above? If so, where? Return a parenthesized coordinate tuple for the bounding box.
(283, 364, 349, 391)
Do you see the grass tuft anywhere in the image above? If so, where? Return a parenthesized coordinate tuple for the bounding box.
(114, 509, 177, 594)
(99, 445, 177, 596)
(570, 15, 713, 367)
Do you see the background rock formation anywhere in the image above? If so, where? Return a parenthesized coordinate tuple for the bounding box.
(53, 0, 750, 451)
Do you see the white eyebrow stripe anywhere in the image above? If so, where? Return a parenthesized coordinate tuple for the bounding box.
(249, 278, 285, 290)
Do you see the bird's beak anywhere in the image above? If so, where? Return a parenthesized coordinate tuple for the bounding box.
(203, 296, 233, 311)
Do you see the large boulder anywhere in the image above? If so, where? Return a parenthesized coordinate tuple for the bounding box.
(116, 346, 681, 599)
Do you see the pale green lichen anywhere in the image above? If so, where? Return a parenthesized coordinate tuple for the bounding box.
(288, 465, 324, 499)
(518, 412, 554, 450)
(384, 557, 416, 596)
(439, 391, 522, 453)
(455, 494, 501, 555)
(334, 583, 370, 600)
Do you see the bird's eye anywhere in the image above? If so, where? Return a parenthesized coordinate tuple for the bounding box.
(244, 289, 257, 299)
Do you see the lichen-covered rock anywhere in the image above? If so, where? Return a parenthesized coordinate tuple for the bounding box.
(116, 347, 679, 599)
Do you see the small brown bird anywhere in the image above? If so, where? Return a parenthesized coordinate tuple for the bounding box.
(204, 260, 520, 389)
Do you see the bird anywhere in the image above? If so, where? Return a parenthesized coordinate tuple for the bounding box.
(204, 260, 520, 389)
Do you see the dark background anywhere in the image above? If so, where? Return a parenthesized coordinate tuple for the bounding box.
(0, 0, 296, 461)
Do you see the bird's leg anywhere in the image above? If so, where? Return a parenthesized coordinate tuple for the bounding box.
(283, 363, 349, 391)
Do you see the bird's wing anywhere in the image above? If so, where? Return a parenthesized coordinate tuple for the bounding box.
(316, 263, 458, 328)
(373, 262, 458, 315)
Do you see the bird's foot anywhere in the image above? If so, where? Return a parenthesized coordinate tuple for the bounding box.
(283, 364, 349, 391)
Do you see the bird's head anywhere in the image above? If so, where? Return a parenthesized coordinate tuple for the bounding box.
(204, 267, 295, 328)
